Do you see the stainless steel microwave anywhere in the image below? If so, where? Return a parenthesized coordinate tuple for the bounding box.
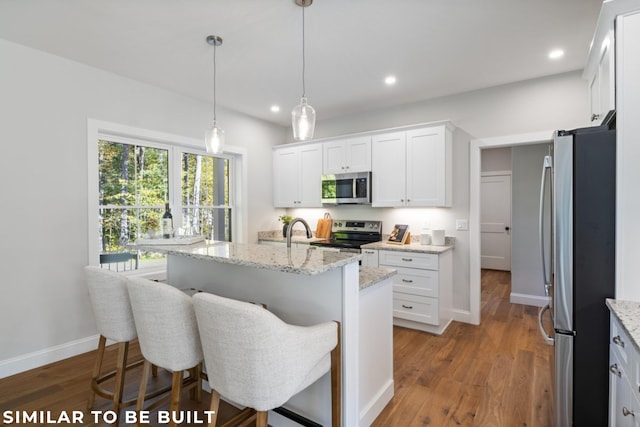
(321, 171, 371, 204)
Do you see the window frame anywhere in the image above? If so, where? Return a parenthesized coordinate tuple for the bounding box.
(87, 119, 247, 271)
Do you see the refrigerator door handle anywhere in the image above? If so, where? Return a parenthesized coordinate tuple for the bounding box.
(539, 155, 553, 296)
(538, 303, 555, 345)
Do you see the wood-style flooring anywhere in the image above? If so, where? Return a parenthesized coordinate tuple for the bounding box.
(0, 269, 553, 426)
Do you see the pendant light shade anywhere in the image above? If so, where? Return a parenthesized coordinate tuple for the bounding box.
(205, 124, 224, 154)
(205, 35, 224, 154)
(292, 0, 315, 141)
(292, 97, 315, 141)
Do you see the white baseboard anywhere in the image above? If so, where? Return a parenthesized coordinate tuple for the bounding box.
(510, 292, 550, 307)
(0, 334, 99, 379)
(451, 308, 472, 324)
(359, 379, 394, 426)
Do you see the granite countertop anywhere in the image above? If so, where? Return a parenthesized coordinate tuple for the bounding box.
(361, 237, 455, 254)
(359, 266, 396, 290)
(607, 298, 640, 354)
(258, 230, 322, 244)
(135, 241, 360, 276)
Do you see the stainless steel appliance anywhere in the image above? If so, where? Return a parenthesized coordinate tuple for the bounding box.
(321, 172, 371, 205)
(310, 220, 382, 253)
(538, 122, 616, 426)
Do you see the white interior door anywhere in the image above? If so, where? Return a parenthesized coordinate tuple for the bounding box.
(481, 174, 511, 270)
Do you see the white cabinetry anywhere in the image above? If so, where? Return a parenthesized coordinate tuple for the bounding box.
(609, 314, 640, 426)
(371, 124, 453, 207)
(361, 249, 379, 267)
(273, 143, 322, 208)
(323, 136, 372, 174)
(586, 28, 615, 126)
(379, 249, 453, 335)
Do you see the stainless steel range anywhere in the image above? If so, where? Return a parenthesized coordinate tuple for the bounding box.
(310, 220, 382, 253)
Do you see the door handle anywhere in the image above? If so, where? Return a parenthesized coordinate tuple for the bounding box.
(538, 303, 555, 345)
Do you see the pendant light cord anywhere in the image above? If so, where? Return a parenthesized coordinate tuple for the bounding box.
(301, 4, 306, 98)
(213, 41, 217, 123)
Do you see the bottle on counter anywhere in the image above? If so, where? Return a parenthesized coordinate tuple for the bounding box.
(162, 203, 173, 239)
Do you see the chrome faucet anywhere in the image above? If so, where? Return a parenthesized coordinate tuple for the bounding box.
(286, 217, 313, 248)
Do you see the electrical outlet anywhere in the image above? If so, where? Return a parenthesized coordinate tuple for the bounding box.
(456, 219, 468, 231)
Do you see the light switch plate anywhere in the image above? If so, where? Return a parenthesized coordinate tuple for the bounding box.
(456, 219, 469, 231)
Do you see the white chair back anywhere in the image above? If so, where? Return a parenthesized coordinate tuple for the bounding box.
(192, 292, 337, 412)
(84, 266, 137, 343)
(127, 277, 202, 372)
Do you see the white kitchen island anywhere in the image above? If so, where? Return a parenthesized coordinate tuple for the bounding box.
(135, 241, 396, 427)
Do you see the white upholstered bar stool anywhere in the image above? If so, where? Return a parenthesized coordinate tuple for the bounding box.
(84, 266, 167, 420)
(192, 292, 341, 427)
(126, 277, 204, 427)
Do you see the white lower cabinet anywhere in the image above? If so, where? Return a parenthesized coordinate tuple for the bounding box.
(610, 315, 640, 426)
(361, 249, 379, 267)
(379, 249, 453, 335)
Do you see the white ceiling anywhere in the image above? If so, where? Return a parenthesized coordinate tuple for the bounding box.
(0, 0, 603, 127)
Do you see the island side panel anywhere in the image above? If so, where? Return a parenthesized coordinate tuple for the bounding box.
(358, 277, 394, 426)
(167, 254, 360, 426)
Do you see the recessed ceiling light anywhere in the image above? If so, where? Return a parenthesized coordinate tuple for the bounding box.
(548, 49, 564, 60)
(270, 105, 280, 113)
(384, 75, 397, 85)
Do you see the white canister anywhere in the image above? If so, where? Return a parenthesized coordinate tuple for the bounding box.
(419, 231, 431, 245)
(431, 229, 445, 246)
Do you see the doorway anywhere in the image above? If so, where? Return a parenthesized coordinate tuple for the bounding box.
(469, 131, 554, 325)
(480, 173, 512, 271)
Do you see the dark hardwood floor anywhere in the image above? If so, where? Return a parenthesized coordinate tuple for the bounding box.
(0, 269, 553, 426)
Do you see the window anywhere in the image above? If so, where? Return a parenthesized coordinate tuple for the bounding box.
(98, 141, 169, 253)
(180, 152, 232, 241)
(94, 131, 234, 269)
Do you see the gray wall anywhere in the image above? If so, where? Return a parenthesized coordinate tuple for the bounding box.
(510, 143, 551, 305)
(482, 147, 512, 172)
(0, 39, 285, 370)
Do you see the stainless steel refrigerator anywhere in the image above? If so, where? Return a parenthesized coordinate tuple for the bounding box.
(538, 123, 616, 426)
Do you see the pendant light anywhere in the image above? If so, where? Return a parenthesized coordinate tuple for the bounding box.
(205, 35, 224, 154)
(292, 0, 316, 141)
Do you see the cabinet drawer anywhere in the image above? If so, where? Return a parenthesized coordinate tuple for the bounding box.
(393, 293, 438, 325)
(611, 316, 632, 376)
(391, 267, 438, 298)
(380, 250, 438, 270)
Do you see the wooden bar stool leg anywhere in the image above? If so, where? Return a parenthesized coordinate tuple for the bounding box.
(256, 411, 268, 427)
(168, 371, 183, 427)
(111, 341, 129, 419)
(87, 335, 107, 410)
(207, 389, 220, 427)
(189, 364, 202, 402)
(136, 360, 152, 412)
(331, 322, 342, 427)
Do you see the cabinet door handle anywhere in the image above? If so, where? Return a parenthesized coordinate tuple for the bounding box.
(401, 258, 413, 262)
(610, 363, 622, 378)
(623, 407, 635, 417)
(401, 304, 413, 309)
(613, 335, 625, 347)
(402, 279, 414, 283)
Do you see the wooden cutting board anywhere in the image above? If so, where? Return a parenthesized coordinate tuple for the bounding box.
(315, 213, 333, 238)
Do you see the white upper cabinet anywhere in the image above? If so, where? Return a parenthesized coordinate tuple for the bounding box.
(323, 136, 372, 174)
(587, 28, 615, 126)
(273, 143, 323, 208)
(372, 124, 453, 207)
